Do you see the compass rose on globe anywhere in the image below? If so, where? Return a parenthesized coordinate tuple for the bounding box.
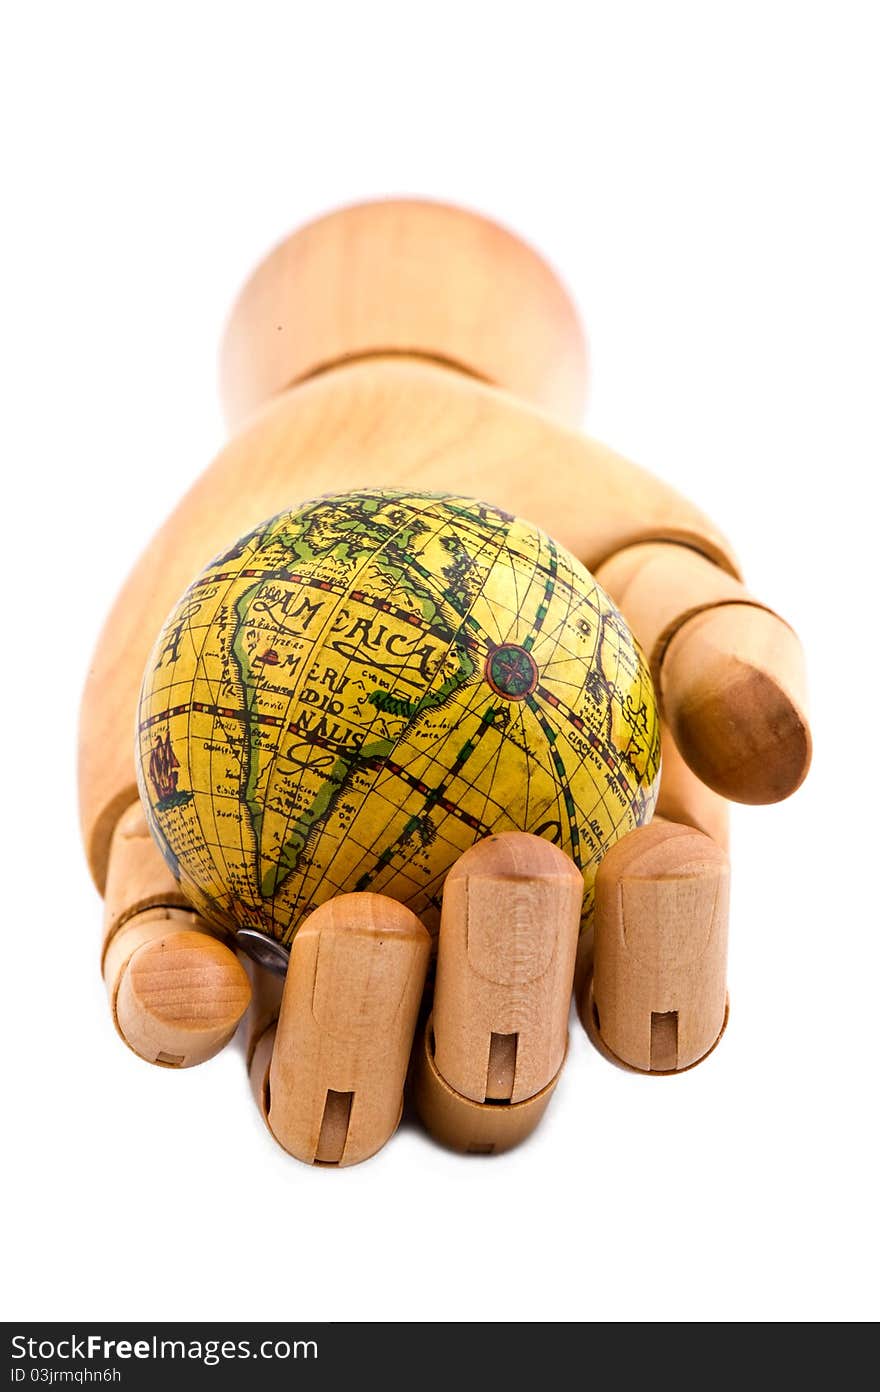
(485, 643, 539, 700)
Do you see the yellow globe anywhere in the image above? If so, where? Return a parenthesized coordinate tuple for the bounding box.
(137, 489, 660, 960)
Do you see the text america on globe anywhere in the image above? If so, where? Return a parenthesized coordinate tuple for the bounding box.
(136, 489, 661, 948)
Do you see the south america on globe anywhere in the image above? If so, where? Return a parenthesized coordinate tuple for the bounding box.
(136, 489, 661, 955)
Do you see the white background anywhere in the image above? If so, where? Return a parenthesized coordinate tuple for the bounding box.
(2, 1, 877, 1324)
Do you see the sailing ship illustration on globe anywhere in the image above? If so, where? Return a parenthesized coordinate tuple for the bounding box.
(148, 731, 194, 812)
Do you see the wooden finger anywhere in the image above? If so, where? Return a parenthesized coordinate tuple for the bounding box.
(662, 605, 810, 804)
(579, 820, 729, 1073)
(102, 802, 250, 1067)
(107, 914, 250, 1068)
(254, 893, 430, 1166)
(656, 721, 729, 851)
(595, 542, 810, 804)
(413, 832, 582, 1155)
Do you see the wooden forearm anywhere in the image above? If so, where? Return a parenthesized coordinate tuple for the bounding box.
(220, 198, 590, 431)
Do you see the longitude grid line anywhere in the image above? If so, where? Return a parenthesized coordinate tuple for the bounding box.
(321, 499, 520, 897)
(269, 494, 503, 928)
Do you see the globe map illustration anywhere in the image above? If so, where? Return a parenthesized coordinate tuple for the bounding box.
(137, 489, 661, 952)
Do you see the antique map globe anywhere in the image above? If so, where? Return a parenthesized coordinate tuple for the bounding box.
(137, 489, 661, 958)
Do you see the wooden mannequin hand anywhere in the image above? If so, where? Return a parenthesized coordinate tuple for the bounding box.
(88, 443, 802, 1156)
(86, 381, 806, 1157)
(80, 200, 810, 1163)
